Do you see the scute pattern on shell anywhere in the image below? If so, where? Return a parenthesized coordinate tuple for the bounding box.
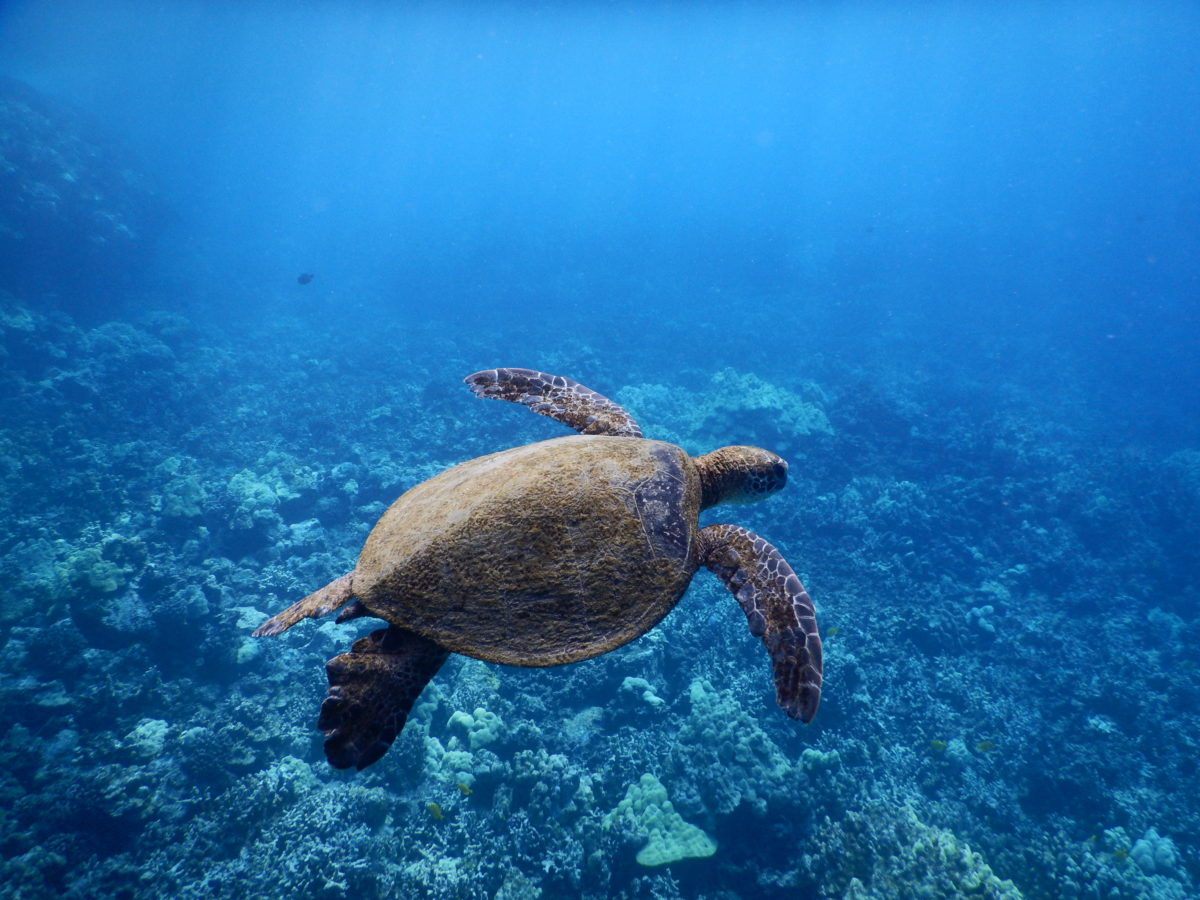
(354, 436, 700, 666)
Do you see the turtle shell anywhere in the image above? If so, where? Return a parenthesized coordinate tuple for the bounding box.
(353, 434, 701, 666)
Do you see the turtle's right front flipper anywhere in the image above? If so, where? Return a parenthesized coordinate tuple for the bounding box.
(464, 368, 643, 438)
(319, 626, 450, 770)
(698, 524, 823, 723)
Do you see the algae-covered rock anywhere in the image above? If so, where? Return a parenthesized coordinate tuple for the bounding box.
(225, 452, 322, 534)
(446, 706, 505, 751)
(226, 469, 285, 532)
(0, 78, 162, 316)
(604, 773, 716, 866)
(674, 678, 793, 814)
(0, 537, 65, 622)
(616, 368, 830, 449)
(65, 530, 148, 589)
(125, 718, 170, 760)
(620, 675, 666, 709)
(808, 803, 1023, 898)
(156, 456, 208, 519)
(1130, 827, 1181, 877)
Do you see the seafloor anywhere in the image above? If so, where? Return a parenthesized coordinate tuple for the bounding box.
(3, 293, 1197, 899)
(1, 78, 1198, 900)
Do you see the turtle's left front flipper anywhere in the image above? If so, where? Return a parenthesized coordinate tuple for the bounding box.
(464, 368, 643, 438)
(318, 626, 450, 770)
(698, 524, 822, 723)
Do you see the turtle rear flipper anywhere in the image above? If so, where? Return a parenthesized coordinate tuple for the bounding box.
(465, 368, 643, 438)
(319, 626, 450, 770)
(698, 524, 823, 723)
(253, 573, 355, 637)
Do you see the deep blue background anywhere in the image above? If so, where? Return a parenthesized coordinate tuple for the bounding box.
(3, 0, 1197, 445)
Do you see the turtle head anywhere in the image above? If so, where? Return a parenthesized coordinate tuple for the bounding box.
(695, 446, 788, 510)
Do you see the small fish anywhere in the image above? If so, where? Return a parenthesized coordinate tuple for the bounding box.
(457, 782, 473, 797)
(975, 740, 996, 753)
(297, 272, 314, 285)
(426, 801, 444, 821)
(929, 739, 948, 753)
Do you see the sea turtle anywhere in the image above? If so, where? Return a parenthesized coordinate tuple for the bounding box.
(253, 368, 823, 770)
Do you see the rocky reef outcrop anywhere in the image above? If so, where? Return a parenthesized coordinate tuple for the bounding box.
(0, 77, 162, 318)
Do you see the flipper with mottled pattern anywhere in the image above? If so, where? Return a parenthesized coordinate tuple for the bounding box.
(697, 524, 822, 722)
(319, 626, 451, 770)
(465, 368, 643, 438)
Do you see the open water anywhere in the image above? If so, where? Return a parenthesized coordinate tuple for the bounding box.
(0, 2, 1197, 898)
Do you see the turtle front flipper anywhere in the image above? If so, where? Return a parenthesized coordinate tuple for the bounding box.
(319, 626, 450, 770)
(697, 524, 823, 723)
(252, 573, 355, 637)
(465, 368, 643, 438)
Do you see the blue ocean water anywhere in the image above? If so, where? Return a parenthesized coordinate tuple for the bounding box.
(1, 1, 1198, 897)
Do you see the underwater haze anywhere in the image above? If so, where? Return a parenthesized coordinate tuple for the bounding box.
(1, 1, 1198, 898)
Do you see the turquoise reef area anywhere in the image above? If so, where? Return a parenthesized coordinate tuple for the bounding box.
(1, 3, 1198, 899)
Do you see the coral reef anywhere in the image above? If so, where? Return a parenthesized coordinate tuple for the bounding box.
(1, 286, 1197, 900)
(0, 79, 162, 317)
(604, 774, 717, 867)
